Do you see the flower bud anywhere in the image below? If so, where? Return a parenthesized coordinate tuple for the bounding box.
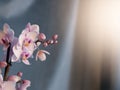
(54, 40, 58, 44)
(52, 34, 58, 40)
(22, 80, 31, 86)
(38, 33, 46, 41)
(43, 42, 48, 47)
(17, 72, 23, 77)
(50, 40, 54, 44)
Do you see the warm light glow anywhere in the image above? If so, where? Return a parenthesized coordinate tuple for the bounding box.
(77, 0, 120, 89)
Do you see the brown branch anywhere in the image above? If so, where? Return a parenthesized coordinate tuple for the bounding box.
(3, 43, 11, 81)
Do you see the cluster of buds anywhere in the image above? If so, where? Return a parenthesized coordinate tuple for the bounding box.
(38, 33, 58, 47)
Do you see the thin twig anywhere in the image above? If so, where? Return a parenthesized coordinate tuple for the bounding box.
(3, 43, 11, 81)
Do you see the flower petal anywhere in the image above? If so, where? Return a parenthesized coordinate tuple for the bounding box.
(22, 80, 31, 86)
(38, 52, 46, 61)
(3, 23, 10, 34)
(11, 55, 19, 62)
(26, 31, 38, 41)
(12, 45, 22, 60)
(26, 22, 31, 28)
(17, 80, 31, 90)
(30, 24, 39, 34)
(36, 50, 50, 61)
(7, 29, 14, 42)
(0, 74, 3, 82)
(3, 81, 16, 90)
(22, 60, 30, 65)
(0, 61, 7, 68)
(7, 75, 21, 82)
(0, 31, 5, 44)
(18, 33, 26, 46)
(40, 50, 50, 55)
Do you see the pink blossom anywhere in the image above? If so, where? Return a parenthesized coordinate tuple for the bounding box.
(0, 81, 16, 90)
(22, 22, 39, 35)
(12, 46, 33, 65)
(12, 23, 40, 65)
(0, 68, 30, 90)
(36, 50, 50, 61)
(0, 73, 30, 90)
(0, 23, 14, 50)
(17, 80, 31, 90)
(0, 23, 58, 90)
(0, 74, 17, 90)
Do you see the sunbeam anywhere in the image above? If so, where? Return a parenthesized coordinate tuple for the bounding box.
(47, 0, 79, 90)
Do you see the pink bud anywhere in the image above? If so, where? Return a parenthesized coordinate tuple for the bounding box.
(52, 34, 58, 40)
(22, 80, 31, 86)
(17, 72, 23, 77)
(54, 40, 58, 44)
(49, 40, 54, 44)
(47, 40, 51, 44)
(43, 42, 48, 47)
(0, 61, 7, 68)
(38, 33, 46, 41)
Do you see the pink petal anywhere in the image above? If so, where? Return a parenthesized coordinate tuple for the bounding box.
(26, 22, 31, 28)
(0, 61, 7, 68)
(23, 42, 35, 51)
(17, 80, 31, 90)
(30, 24, 39, 34)
(8, 75, 21, 82)
(7, 29, 14, 42)
(11, 55, 19, 62)
(11, 37, 18, 47)
(40, 50, 50, 55)
(22, 80, 31, 86)
(26, 31, 38, 41)
(38, 52, 46, 61)
(22, 60, 30, 65)
(0, 74, 3, 82)
(21, 28, 29, 34)
(3, 81, 16, 90)
(18, 33, 26, 46)
(3, 23, 10, 34)
(12, 46, 22, 60)
(0, 31, 5, 44)
(36, 50, 50, 61)
(36, 42, 41, 46)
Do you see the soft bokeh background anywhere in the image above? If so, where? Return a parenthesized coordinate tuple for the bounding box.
(0, 0, 120, 90)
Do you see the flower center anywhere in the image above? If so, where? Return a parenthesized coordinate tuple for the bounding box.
(22, 53, 29, 60)
(23, 39, 31, 47)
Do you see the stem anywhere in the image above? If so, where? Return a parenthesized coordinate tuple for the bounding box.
(3, 43, 11, 81)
